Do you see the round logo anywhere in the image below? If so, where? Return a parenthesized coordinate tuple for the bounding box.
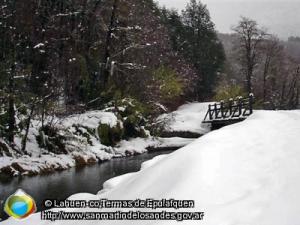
(4, 189, 37, 220)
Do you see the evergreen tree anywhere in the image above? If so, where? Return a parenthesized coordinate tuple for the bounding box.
(160, 8, 187, 53)
(182, 0, 225, 100)
(161, 0, 225, 100)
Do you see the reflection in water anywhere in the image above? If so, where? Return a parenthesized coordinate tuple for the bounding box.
(0, 150, 173, 219)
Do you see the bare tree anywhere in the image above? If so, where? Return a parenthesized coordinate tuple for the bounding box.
(260, 36, 283, 103)
(232, 17, 268, 95)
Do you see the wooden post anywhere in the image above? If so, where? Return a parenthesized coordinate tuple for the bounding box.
(229, 99, 233, 116)
(208, 104, 212, 120)
(249, 94, 254, 114)
(220, 101, 224, 118)
(214, 103, 218, 119)
(238, 98, 242, 116)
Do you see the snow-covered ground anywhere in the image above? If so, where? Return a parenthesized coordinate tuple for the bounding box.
(3, 110, 300, 225)
(157, 102, 212, 135)
(114, 137, 195, 155)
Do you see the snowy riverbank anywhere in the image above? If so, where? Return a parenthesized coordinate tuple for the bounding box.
(0, 102, 208, 176)
(0, 136, 195, 176)
(3, 110, 300, 225)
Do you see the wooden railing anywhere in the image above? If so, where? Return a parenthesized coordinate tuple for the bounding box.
(203, 95, 254, 122)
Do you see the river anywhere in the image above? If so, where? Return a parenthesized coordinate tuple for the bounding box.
(0, 150, 174, 220)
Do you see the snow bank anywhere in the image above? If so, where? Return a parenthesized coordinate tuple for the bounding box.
(4, 110, 300, 225)
(100, 110, 300, 225)
(0, 135, 193, 176)
(157, 102, 212, 135)
(115, 137, 195, 155)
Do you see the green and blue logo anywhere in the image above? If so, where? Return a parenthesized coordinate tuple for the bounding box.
(4, 189, 36, 220)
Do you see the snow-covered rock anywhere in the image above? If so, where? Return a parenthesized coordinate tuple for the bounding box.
(0, 155, 76, 176)
(60, 111, 118, 129)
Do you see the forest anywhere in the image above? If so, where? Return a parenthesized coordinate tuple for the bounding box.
(0, 0, 299, 159)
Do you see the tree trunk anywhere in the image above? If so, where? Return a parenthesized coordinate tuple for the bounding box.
(7, 65, 16, 144)
(262, 56, 271, 104)
(21, 103, 35, 154)
(245, 41, 253, 96)
(102, 0, 118, 86)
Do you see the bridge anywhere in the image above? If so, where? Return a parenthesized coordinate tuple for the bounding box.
(203, 95, 254, 130)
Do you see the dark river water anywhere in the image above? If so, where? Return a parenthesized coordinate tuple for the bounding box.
(0, 150, 174, 220)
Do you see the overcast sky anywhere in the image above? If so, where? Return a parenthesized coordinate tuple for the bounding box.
(157, 0, 300, 40)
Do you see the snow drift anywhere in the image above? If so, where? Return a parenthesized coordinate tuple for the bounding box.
(3, 110, 300, 225)
(157, 102, 212, 135)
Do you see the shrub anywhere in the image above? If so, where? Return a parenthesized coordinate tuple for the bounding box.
(71, 125, 95, 146)
(36, 125, 67, 154)
(123, 114, 147, 138)
(0, 139, 12, 157)
(97, 122, 124, 146)
(103, 98, 150, 139)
